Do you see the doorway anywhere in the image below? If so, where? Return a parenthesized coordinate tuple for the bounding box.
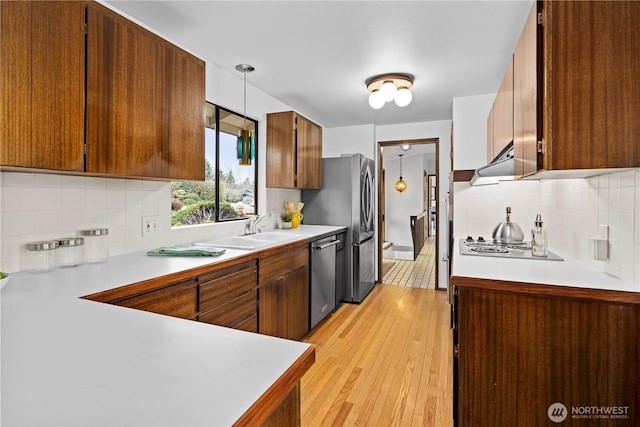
(377, 138, 439, 289)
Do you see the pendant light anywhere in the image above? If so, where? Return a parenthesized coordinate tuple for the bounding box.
(395, 154, 407, 192)
(235, 64, 255, 166)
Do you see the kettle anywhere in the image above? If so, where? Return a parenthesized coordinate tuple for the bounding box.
(492, 206, 524, 244)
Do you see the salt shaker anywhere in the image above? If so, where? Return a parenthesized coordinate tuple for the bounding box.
(531, 214, 548, 257)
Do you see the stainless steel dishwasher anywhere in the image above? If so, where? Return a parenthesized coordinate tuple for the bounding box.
(310, 235, 339, 328)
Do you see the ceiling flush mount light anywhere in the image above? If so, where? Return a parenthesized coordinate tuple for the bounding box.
(401, 143, 411, 151)
(366, 73, 414, 109)
(235, 64, 255, 166)
(395, 154, 407, 193)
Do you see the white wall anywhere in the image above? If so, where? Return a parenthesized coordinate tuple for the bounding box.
(385, 154, 425, 249)
(452, 93, 494, 170)
(323, 124, 375, 159)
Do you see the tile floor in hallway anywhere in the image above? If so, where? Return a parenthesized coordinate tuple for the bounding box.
(382, 237, 437, 289)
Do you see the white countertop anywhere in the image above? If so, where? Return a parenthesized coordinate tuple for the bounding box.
(452, 238, 638, 294)
(0, 225, 345, 426)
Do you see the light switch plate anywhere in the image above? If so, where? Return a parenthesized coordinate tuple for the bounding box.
(142, 216, 159, 237)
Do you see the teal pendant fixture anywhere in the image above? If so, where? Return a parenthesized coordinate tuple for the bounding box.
(235, 64, 255, 166)
(237, 128, 254, 166)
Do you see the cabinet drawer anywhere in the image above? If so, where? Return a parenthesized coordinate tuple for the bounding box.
(199, 263, 257, 312)
(232, 314, 258, 333)
(198, 291, 257, 328)
(115, 279, 198, 319)
(259, 245, 309, 284)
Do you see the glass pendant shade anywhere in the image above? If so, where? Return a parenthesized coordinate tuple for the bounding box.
(237, 129, 255, 166)
(394, 87, 412, 107)
(395, 178, 407, 192)
(368, 90, 385, 109)
(380, 81, 397, 102)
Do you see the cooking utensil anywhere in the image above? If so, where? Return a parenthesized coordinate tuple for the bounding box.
(284, 202, 294, 213)
(492, 206, 524, 244)
(297, 202, 304, 213)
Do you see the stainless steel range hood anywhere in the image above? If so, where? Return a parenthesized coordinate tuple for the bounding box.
(470, 142, 515, 186)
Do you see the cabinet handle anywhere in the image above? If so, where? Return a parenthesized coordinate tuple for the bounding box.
(314, 240, 340, 250)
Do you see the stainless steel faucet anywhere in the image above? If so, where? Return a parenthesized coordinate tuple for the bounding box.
(244, 215, 266, 235)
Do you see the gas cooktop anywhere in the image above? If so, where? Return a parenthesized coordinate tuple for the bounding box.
(459, 236, 563, 261)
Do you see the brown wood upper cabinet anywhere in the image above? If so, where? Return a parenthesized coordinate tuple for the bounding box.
(86, 3, 204, 180)
(266, 111, 322, 189)
(514, 0, 640, 176)
(487, 57, 514, 163)
(1, 1, 85, 172)
(0, 1, 205, 181)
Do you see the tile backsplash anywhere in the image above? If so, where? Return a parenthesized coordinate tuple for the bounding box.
(0, 172, 244, 273)
(453, 169, 640, 289)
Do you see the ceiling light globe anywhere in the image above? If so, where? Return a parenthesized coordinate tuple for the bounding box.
(380, 81, 397, 102)
(368, 90, 385, 109)
(394, 87, 412, 107)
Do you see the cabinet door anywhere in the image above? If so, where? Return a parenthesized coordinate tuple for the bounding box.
(86, 4, 204, 180)
(259, 277, 287, 338)
(486, 106, 495, 163)
(457, 286, 639, 425)
(283, 266, 310, 341)
(0, 1, 85, 171)
(266, 111, 297, 188)
(492, 57, 513, 159)
(163, 41, 206, 181)
(544, 0, 640, 170)
(296, 115, 322, 189)
(513, 2, 539, 178)
(259, 266, 309, 341)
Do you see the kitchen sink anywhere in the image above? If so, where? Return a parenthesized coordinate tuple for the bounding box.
(248, 231, 301, 242)
(194, 231, 301, 250)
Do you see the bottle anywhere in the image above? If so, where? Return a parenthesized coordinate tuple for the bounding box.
(531, 214, 548, 257)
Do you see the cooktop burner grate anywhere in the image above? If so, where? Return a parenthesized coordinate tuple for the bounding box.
(459, 238, 564, 261)
(469, 246, 509, 254)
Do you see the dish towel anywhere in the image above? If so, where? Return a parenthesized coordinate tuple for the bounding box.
(147, 245, 226, 257)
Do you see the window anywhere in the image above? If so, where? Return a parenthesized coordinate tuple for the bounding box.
(171, 102, 257, 227)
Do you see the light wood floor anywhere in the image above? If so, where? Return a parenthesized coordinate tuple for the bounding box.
(382, 238, 436, 289)
(301, 284, 453, 426)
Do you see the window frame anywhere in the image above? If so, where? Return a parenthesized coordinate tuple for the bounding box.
(212, 103, 259, 222)
(170, 101, 258, 228)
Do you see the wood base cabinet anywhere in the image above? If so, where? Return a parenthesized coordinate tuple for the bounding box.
(259, 244, 310, 341)
(197, 260, 258, 333)
(452, 283, 640, 426)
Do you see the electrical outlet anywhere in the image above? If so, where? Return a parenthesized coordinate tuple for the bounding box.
(142, 216, 159, 237)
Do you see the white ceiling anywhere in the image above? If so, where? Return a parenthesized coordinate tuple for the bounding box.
(105, 0, 533, 128)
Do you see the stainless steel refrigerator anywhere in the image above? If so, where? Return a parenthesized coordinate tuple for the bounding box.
(302, 154, 376, 304)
